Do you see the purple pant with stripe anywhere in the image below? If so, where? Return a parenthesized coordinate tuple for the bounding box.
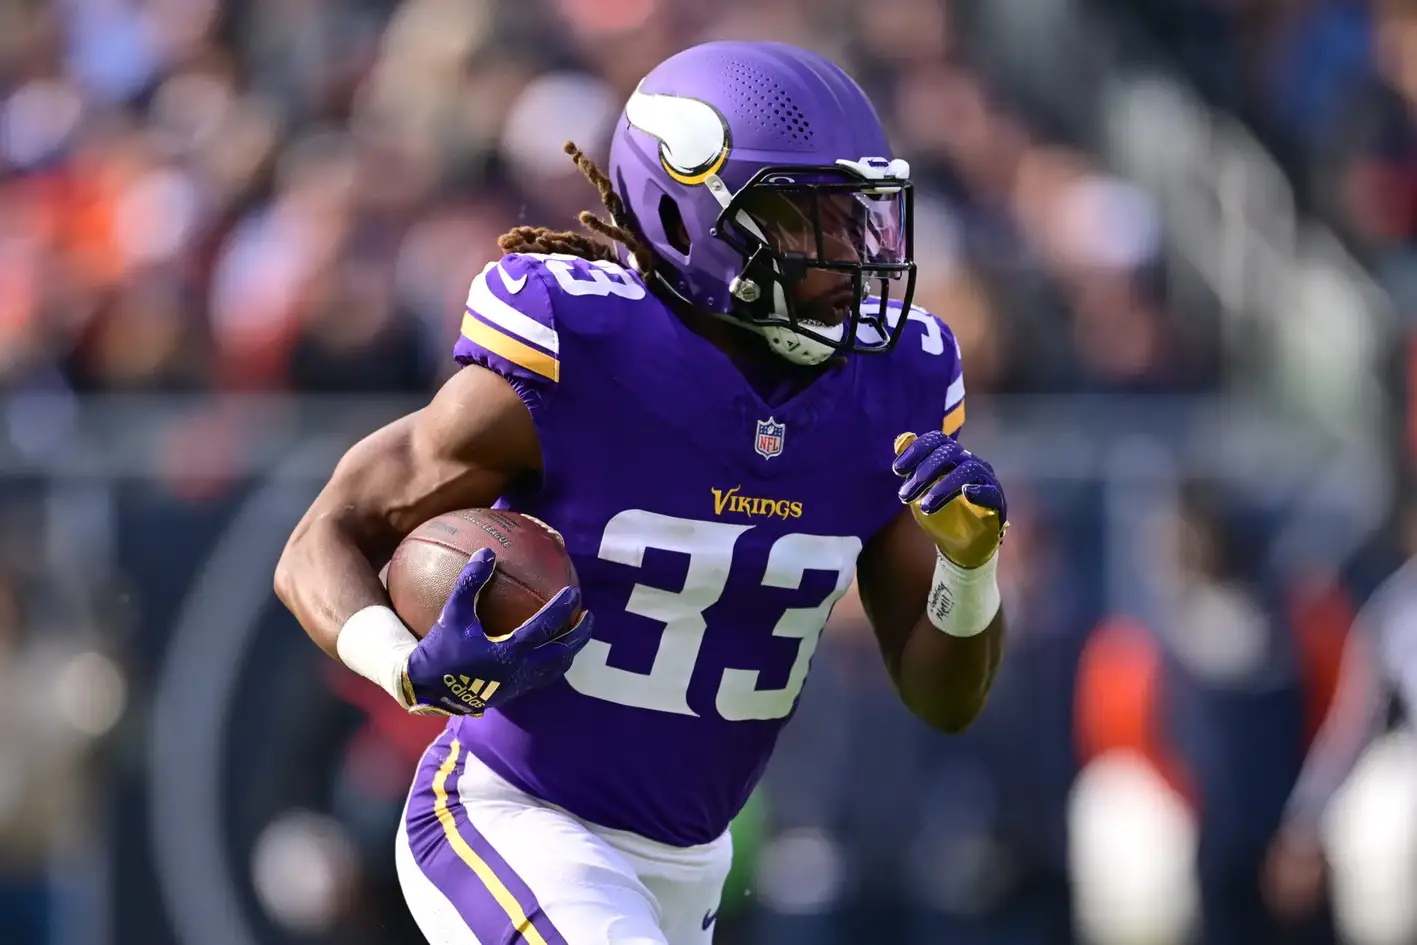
(396, 728, 732, 945)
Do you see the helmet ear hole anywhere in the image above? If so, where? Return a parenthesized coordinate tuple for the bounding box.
(659, 195, 691, 256)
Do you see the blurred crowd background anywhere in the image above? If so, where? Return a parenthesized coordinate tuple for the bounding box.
(1, 0, 1416, 944)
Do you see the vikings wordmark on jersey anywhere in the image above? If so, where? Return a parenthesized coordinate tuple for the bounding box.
(709, 485, 803, 520)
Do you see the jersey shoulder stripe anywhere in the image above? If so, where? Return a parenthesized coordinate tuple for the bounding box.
(942, 352, 965, 436)
(868, 297, 967, 436)
(455, 254, 561, 388)
(452, 251, 655, 389)
(468, 261, 561, 354)
(459, 258, 559, 382)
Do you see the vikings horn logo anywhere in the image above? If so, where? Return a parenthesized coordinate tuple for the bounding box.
(624, 84, 732, 186)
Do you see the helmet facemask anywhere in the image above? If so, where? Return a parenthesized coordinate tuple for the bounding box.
(705, 159, 917, 364)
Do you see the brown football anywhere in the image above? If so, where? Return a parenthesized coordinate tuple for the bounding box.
(384, 509, 579, 639)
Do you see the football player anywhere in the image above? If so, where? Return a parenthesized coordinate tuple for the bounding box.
(1265, 548, 1417, 924)
(276, 40, 1008, 945)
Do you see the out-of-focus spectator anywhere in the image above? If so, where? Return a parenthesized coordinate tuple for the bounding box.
(0, 564, 122, 945)
(1077, 490, 1352, 945)
(0, 0, 1247, 408)
(1265, 500, 1417, 927)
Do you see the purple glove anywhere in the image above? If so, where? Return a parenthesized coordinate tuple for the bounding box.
(893, 430, 1007, 520)
(892, 430, 1008, 569)
(401, 547, 592, 717)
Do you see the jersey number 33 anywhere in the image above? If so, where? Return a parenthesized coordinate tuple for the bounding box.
(565, 510, 861, 722)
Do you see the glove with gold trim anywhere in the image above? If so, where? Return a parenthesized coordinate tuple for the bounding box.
(891, 430, 1007, 636)
(402, 548, 592, 717)
(893, 431, 1007, 567)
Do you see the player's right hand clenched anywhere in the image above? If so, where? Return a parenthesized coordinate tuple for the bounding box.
(399, 548, 593, 717)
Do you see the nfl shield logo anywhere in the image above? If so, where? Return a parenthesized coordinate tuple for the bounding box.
(755, 418, 786, 459)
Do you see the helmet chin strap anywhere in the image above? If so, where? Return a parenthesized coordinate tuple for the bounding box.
(754, 325, 838, 366)
(748, 278, 840, 365)
(704, 173, 841, 367)
(707, 309, 839, 366)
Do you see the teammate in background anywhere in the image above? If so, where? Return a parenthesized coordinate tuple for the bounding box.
(275, 41, 1008, 945)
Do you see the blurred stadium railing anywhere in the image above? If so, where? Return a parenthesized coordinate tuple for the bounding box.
(966, 0, 1396, 444)
(0, 392, 1406, 945)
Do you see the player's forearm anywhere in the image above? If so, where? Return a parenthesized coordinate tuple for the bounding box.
(858, 508, 1007, 733)
(893, 606, 1004, 733)
(274, 512, 398, 659)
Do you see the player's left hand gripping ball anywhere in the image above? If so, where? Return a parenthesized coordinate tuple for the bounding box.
(402, 548, 593, 717)
(893, 431, 1007, 569)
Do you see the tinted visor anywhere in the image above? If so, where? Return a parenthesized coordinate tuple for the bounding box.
(737, 181, 909, 273)
(712, 164, 918, 356)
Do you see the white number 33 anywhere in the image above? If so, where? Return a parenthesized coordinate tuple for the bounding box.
(564, 510, 861, 721)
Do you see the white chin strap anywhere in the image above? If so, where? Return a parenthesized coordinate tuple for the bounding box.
(711, 312, 840, 365)
(754, 323, 840, 365)
(704, 172, 842, 367)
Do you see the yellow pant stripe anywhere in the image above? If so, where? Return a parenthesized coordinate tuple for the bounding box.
(431, 739, 550, 945)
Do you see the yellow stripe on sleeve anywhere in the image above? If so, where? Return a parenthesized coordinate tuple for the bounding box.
(461, 314, 560, 383)
(432, 739, 550, 945)
(942, 402, 966, 436)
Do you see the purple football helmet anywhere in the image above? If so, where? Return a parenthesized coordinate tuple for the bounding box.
(609, 41, 916, 365)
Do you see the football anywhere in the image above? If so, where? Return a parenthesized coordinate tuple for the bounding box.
(384, 509, 580, 639)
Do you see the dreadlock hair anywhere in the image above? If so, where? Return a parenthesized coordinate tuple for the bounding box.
(497, 142, 658, 277)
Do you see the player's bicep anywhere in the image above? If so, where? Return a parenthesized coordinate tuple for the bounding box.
(856, 506, 937, 673)
(311, 365, 540, 557)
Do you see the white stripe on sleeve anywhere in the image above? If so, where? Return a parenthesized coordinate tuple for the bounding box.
(945, 373, 965, 412)
(465, 264, 560, 355)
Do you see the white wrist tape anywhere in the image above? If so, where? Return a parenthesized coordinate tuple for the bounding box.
(337, 605, 419, 707)
(926, 550, 1001, 638)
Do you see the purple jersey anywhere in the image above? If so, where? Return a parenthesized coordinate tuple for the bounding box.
(449, 251, 965, 846)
